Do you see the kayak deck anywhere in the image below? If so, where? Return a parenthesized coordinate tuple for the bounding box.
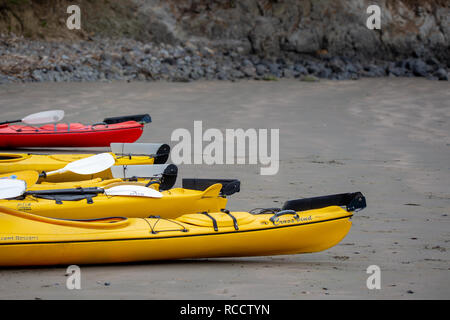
(0, 121, 144, 148)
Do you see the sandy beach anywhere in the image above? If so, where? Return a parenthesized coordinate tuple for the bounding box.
(0, 78, 448, 299)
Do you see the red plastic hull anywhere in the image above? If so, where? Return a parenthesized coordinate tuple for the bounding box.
(0, 121, 144, 148)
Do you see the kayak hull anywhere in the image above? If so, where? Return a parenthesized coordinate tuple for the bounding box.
(0, 206, 353, 266)
(0, 121, 144, 148)
(0, 153, 156, 182)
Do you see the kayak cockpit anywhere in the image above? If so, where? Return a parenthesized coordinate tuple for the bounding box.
(0, 154, 28, 162)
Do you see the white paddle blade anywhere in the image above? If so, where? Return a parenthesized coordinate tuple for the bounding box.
(22, 110, 65, 125)
(0, 179, 26, 199)
(64, 153, 116, 175)
(110, 143, 165, 156)
(44, 153, 116, 177)
(104, 185, 163, 198)
(110, 164, 170, 179)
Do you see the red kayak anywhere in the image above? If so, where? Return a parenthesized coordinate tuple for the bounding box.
(0, 114, 151, 148)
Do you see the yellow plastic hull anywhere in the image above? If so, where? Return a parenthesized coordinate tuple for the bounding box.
(0, 206, 354, 266)
(0, 184, 227, 220)
(0, 153, 155, 182)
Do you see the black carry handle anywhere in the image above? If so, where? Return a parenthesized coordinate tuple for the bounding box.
(103, 114, 152, 124)
(281, 192, 366, 212)
(268, 210, 299, 223)
(182, 178, 240, 196)
(91, 122, 108, 128)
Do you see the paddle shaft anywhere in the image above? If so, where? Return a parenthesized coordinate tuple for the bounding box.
(0, 119, 21, 125)
(25, 187, 104, 196)
(39, 169, 66, 178)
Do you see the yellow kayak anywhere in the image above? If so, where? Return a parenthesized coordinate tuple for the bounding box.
(0, 144, 169, 182)
(0, 182, 230, 220)
(1, 164, 179, 191)
(0, 192, 366, 266)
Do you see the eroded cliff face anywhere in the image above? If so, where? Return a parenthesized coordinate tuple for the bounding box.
(134, 0, 449, 63)
(0, 0, 448, 84)
(0, 0, 448, 63)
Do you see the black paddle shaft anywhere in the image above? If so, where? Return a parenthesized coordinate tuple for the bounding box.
(0, 119, 21, 125)
(25, 187, 105, 196)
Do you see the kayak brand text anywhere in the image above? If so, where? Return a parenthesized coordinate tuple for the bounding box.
(171, 121, 279, 175)
(272, 215, 312, 226)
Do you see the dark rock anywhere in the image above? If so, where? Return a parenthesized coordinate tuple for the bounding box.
(241, 65, 256, 77)
(230, 69, 245, 79)
(267, 63, 281, 77)
(306, 63, 321, 75)
(162, 57, 176, 65)
(363, 64, 386, 77)
(216, 70, 228, 80)
(294, 64, 308, 75)
(317, 67, 332, 79)
(435, 68, 448, 80)
(387, 63, 405, 77)
(328, 57, 345, 73)
(410, 59, 429, 77)
(255, 64, 267, 76)
(282, 68, 295, 78)
(241, 59, 253, 67)
(344, 63, 358, 74)
(32, 70, 44, 82)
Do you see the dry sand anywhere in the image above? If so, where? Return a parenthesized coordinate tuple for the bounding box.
(0, 78, 448, 299)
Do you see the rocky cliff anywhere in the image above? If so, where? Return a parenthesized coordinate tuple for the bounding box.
(0, 0, 448, 83)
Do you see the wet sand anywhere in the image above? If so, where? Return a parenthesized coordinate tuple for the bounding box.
(0, 78, 449, 299)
